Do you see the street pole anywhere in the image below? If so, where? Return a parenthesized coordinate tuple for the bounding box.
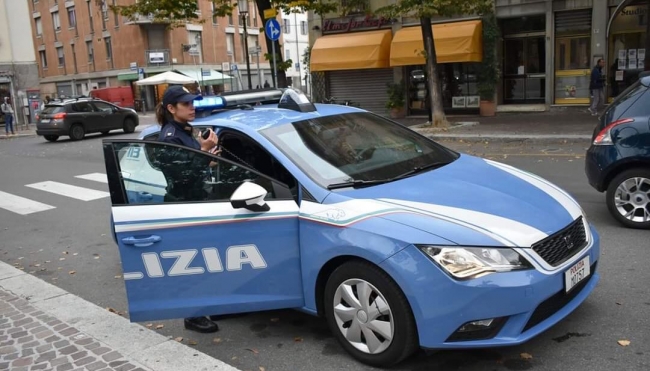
(256, 48, 261, 88)
(242, 15, 253, 89)
(271, 42, 277, 88)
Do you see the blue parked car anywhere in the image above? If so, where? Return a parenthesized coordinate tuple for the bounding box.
(586, 74, 650, 229)
(103, 88, 600, 366)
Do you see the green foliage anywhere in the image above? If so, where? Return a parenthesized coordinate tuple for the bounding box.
(302, 46, 312, 74)
(386, 80, 405, 109)
(375, 0, 491, 20)
(477, 12, 500, 101)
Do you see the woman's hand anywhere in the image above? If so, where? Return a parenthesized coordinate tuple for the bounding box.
(199, 129, 219, 152)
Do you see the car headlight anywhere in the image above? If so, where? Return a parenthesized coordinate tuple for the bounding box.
(417, 245, 532, 280)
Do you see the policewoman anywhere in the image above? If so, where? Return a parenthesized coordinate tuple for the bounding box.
(155, 85, 221, 333)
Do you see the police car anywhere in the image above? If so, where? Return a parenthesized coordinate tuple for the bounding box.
(102, 88, 600, 367)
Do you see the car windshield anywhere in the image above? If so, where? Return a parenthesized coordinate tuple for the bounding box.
(41, 106, 66, 114)
(260, 112, 459, 188)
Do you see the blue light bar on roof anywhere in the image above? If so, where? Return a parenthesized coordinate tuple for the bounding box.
(193, 96, 225, 109)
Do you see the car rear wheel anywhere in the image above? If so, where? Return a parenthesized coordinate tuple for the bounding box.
(606, 168, 650, 229)
(69, 124, 85, 141)
(123, 118, 136, 134)
(323, 261, 418, 367)
(44, 135, 59, 142)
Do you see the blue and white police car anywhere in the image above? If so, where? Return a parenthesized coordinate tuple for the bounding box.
(102, 88, 600, 367)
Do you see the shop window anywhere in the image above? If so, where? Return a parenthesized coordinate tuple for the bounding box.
(555, 37, 590, 70)
(405, 63, 480, 114)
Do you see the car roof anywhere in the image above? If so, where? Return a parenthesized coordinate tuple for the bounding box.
(193, 102, 365, 131)
(45, 97, 104, 106)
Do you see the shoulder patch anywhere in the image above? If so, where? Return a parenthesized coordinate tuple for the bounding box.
(166, 131, 173, 136)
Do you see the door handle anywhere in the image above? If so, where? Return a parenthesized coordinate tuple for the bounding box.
(121, 235, 162, 247)
(138, 192, 153, 201)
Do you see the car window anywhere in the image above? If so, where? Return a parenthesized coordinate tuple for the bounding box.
(111, 141, 282, 205)
(71, 102, 94, 113)
(260, 112, 459, 188)
(41, 106, 65, 114)
(93, 101, 115, 113)
(605, 81, 649, 123)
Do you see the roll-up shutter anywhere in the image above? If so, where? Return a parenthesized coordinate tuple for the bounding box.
(555, 9, 592, 35)
(327, 69, 394, 115)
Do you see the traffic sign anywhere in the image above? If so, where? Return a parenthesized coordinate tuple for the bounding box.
(265, 19, 281, 41)
(263, 8, 277, 19)
(201, 69, 210, 77)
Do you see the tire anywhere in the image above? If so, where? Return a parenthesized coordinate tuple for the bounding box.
(69, 124, 85, 141)
(123, 117, 136, 134)
(44, 135, 59, 142)
(606, 168, 650, 229)
(323, 260, 418, 367)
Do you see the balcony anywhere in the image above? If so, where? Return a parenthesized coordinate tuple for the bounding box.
(124, 13, 171, 25)
(146, 49, 171, 66)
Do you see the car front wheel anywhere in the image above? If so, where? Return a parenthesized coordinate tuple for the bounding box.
(69, 124, 85, 141)
(323, 261, 418, 367)
(606, 168, 650, 229)
(123, 118, 136, 134)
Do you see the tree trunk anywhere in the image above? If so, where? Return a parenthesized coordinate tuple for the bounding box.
(255, 0, 287, 87)
(420, 17, 447, 127)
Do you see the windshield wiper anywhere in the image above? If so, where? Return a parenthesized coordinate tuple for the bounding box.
(327, 179, 393, 190)
(392, 161, 451, 180)
(327, 161, 451, 190)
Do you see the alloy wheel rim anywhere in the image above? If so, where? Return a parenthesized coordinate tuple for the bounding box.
(614, 176, 650, 223)
(73, 127, 83, 138)
(332, 279, 393, 354)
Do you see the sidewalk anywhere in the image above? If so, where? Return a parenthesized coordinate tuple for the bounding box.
(0, 261, 240, 371)
(396, 109, 598, 143)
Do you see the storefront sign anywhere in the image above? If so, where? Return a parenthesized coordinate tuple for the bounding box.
(322, 15, 392, 34)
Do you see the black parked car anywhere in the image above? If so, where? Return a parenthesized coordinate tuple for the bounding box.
(585, 74, 650, 229)
(36, 97, 139, 142)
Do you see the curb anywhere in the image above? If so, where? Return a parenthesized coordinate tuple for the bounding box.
(0, 260, 241, 371)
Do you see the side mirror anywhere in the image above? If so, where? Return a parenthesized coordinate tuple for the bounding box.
(230, 182, 270, 212)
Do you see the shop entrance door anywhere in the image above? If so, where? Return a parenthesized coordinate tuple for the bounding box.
(503, 37, 546, 103)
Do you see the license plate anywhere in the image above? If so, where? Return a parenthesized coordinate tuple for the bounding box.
(41, 119, 50, 123)
(565, 255, 590, 293)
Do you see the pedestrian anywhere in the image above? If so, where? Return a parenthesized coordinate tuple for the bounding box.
(41, 95, 52, 111)
(263, 80, 270, 88)
(589, 58, 605, 116)
(2, 97, 15, 136)
(154, 85, 221, 333)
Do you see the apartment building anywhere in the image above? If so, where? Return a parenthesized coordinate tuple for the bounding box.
(29, 0, 273, 108)
(281, 9, 310, 95)
(0, 0, 39, 125)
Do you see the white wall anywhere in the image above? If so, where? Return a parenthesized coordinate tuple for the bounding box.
(0, 0, 37, 63)
(281, 10, 310, 91)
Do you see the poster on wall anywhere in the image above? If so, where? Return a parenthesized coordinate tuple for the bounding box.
(466, 96, 480, 108)
(616, 70, 624, 81)
(619, 58, 627, 70)
(618, 50, 627, 60)
(639, 49, 646, 61)
(629, 49, 637, 59)
(452, 96, 466, 108)
(629, 58, 637, 69)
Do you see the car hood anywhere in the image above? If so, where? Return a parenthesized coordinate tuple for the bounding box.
(322, 155, 584, 247)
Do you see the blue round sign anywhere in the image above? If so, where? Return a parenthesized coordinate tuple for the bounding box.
(265, 19, 281, 41)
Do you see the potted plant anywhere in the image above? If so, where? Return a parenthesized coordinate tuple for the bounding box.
(386, 80, 406, 119)
(477, 13, 500, 117)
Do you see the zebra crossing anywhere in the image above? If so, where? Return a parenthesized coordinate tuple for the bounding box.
(0, 172, 110, 215)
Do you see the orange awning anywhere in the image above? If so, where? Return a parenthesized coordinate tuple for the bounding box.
(390, 20, 483, 66)
(310, 29, 392, 72)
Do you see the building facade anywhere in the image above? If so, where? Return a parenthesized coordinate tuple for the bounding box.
(0, 0, 39, 126)
(281, 9, 310, 95)
(307, 0, 646, 116)
(29, 0, 274, 109)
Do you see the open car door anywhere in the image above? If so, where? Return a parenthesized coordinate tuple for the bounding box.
(102, 139, 303, 321)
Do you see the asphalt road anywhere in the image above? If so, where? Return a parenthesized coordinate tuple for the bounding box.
(0, 132, 648, 371)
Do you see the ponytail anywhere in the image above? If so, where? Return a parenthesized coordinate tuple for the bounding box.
(155, 102, 166, 126)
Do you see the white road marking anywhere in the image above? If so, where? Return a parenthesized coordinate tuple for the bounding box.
(75, 173, 108, 184)
(0, 190, 56, 215)
(25, 181, 110, 201)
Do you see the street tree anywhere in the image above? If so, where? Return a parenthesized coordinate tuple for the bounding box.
(111, 0, 338, 88)
(376, 0, 491, 127)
